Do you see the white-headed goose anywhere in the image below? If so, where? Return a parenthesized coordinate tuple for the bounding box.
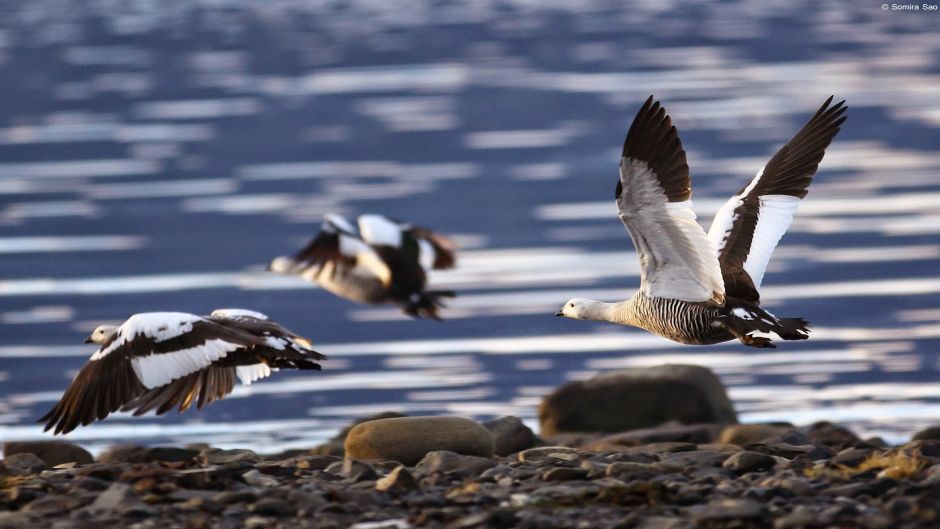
(557, 96, 847, 348)
(39, 309, 324, 434)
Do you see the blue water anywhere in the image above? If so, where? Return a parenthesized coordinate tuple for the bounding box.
(1, 1, 939, 453)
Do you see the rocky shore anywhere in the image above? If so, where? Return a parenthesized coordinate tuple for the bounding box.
(4, 365, 940, 529)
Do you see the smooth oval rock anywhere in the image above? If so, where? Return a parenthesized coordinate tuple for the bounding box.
(719, 423, 795, 446)
(539, 364, 737, 436)
(3, 440, 93, 467)
(344, 416, 494, 465)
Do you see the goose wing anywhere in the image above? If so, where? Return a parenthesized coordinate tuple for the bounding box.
(707, 97, 847, 302)
(120, 310, 325, 418)
(617, 96, 725, 303)
(272, 214, 392, 287)
(357, 214, 456, 271)
(38, 312, 264, 434)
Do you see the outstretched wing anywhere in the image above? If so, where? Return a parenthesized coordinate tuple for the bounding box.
(617, 96, 725, 303)
(707, 97, 847, 302)
(271, 214, 392, 287)
(357, 214, 456, 271)
(38, 313, 262, 434)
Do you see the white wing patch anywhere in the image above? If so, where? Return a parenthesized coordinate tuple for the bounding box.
(416, 238, 435, 271)
(236, 363, 274, 385)
(358, 214, 403, 247)
(130, 338, 243, 389)
(211, 308, 269, 320)
(743, 195, 801, 288)
(323, 213, 358, 235)
(618, 158, 725, 303)
(91, 312, 203, 361)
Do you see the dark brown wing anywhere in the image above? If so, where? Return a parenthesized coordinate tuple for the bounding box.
(38, 352, 146, 435)
(121, 366, 237, 416)
(406, 226, 457, 270)
(708, 97, 847, 302)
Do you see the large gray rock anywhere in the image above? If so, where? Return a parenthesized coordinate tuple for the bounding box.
(538, 364, 737, 436)
(483, 416, 537, 456)
(3, 440, 93, 467)
(344, 415, 494, 465)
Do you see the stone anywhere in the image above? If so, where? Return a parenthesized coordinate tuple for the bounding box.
(582, 423, 723, 451)
(242, 469, 279, 488)
(803, 421, 861, 448)
(414, 450, 497, 476)
(722, 451, 777, 474)
(482, 416, 537, 456)
(200, 448, 259, 465)
(89, 482, 154, 517)
(538, 364, 737, 436)
(540, 466, 589, 481)
(97, 445, 198, 464)
(913, 426, 940, 442)
(1, 453, 46, 475)
(326, 459, 378, 482)
(344, 416, 494, 465)
(719, 423, 795, 446)
(3, 441, 93, 467)
(604, 461, 662, 479)
(516, 447, 585, 465)
(693, 498, 767, 521)
(375, 465, 419, 493)
(250, 498, 295, 516)
(313, 411, 408, 456)
(831, 447, 874, 468)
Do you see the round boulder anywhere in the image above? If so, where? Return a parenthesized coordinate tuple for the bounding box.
(4, 440, 93, 467)
(344, 416, 494, 465)
(539, 364, 737, 436)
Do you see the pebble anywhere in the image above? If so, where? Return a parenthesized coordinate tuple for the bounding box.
(722, 451, 777, 474)
(1, 453, 47, 475)
(375, 465, 419, 493)
(414, 450, 497, 476)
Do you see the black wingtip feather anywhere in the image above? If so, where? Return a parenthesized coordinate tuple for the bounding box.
(620, 96, 692, 203)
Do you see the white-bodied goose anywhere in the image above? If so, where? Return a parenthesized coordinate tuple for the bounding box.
(40, 309, 324, 434)
(269, 214, 456, 319)
(557, 96, 847, 348)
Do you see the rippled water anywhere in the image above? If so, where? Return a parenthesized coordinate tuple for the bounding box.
(1, 1, 939, 453)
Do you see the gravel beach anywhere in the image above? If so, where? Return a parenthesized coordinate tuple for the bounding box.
(5, 378, 940, 529)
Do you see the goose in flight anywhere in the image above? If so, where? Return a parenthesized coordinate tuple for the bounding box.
(40, 309, 324, 434)
(557, 96, 847, 348)
(270, 214, 456, 320)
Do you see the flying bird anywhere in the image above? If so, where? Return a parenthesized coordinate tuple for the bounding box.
(40, 309, 325, 434)
(557, 96, 847, 348)
(270, 214, 456, 319)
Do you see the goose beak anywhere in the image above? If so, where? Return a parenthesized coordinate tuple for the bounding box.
(554, 310, 563, 317)
(83, 336, 93, 344)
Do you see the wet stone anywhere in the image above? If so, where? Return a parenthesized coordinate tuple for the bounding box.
(250, 497, 295, 516)
(4, 440, 93, 467)
(516, 447, 584, 465)
(414, 450, 497, 476)
(483, 416, 537, 457)
(242, 469, 279, 488)
(722, 451, 777, 474)
(2, 453, 46, 475)
(375, 465, 419, 493)
(693, 498, 768, 521)
(200, 448, 260, 465)
(540, 466, 589, 481)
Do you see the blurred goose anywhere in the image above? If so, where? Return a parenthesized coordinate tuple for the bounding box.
(270, 214, 456, 319)
(557, 96, 846, 347)
(40, 309, 324, 434)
